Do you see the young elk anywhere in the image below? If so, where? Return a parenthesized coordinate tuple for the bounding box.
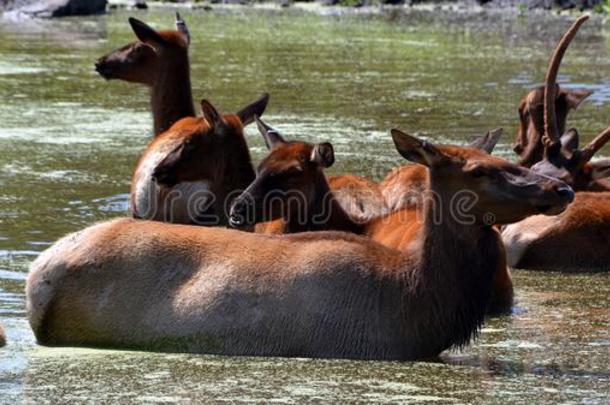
(229, 119, 513, 315)
(230, 117, 366, 234)
(131, 94, 269, 225)
(502, 15, 610, 272)
(26, 130, 573, 359)
(95, 14, 194, 136)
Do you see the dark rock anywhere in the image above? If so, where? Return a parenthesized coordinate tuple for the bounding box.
(1, 0, 107, 17)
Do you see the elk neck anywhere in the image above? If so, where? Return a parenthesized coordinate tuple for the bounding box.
(150, 54, 195, 136)
(285, 173, 364, 234)
(394, 168, 499, 356)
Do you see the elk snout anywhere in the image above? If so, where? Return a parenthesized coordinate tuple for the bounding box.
(535, 182, 574, 216)
(152, 167, 178, 188)
(94, 58, 116, 80)
(229, 197, 253, 229)
(554, 185, 575, 203)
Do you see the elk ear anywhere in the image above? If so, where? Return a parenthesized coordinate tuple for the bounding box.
(255, 116, 286, 150)
(200, 99, 224, 129)
(311, 142, 335, 168)
(561, 88, 593, 110)
(237, 93, 270, 126)
(590, 158, 610, 180)
(175, 12, 190, 46)
(560, 128, 580, 151)
(469, 128, 503, 154)
(391, 129, 446, 167)
(129, 18, 166, 45)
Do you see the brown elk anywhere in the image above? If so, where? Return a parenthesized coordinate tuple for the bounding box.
(229, 119, 513, 315)
(26, 130, 573, 359)
(513, 85, 592, 168)
(502, 15, 610, 272)
(95, 14, 194, 136)
(509, 14, 609, 189)
(131, 94, 269, 225)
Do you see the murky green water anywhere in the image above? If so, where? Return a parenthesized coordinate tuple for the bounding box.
(0, 7, 609, 403)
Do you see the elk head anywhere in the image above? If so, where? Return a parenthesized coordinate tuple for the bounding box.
(151, 93, 270, 187)
(229, 117, 335, 228)
(514, 85, 592, 167)
(529, 15, 610, 190)
(513, 15, 593, 168)
(95, 13, 191, 84)
(391, 129, 574, 225)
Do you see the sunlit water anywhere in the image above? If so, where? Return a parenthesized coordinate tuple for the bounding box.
(0, 7, 609, 403)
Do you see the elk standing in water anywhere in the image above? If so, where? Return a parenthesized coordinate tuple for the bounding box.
(95, 14, 194, 136)
(96, 16, 385, 226)
(26, 130, 573, 359)
(229, 119, 513, 315)
(131, 94, 269, 225)
(502, 15, 610, 272)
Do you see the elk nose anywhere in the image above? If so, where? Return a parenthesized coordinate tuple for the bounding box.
(554, 185, 575, 203)
(229, 199, 249, 228)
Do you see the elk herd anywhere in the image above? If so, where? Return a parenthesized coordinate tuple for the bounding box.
(17, 14, 608, 359)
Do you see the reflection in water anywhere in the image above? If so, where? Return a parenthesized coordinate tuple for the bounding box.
(0, 7, 608, 403)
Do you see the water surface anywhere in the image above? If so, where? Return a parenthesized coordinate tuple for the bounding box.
(0, 8, 609, 403)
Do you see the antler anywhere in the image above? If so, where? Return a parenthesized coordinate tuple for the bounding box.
(579, 125, 610, 165)
(543, 15, 589, 155)
(175, 12, 190, 45)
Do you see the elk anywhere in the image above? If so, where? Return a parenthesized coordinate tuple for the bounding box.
(517, 15, 610, 191)
(502, 15, 610, 272)
(513, 85, 592, 168)
(229, 119, 511, 315)
(131, 94, 269, 225)
(95, 14, 194, 136)
(379, 129, 503, 212)
(26, 130, 573, 359)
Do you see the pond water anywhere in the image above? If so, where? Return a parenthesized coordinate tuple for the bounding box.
(0, 7, 609, 403)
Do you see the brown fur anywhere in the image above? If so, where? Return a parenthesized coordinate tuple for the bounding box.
(231, 131, 575, 316)
(26, 131, 572, 359)
(95, 17, 194, 135)
(503, 192, 610, 272)
(379, 165, 428, 212)
(131, 110, 256, 225)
